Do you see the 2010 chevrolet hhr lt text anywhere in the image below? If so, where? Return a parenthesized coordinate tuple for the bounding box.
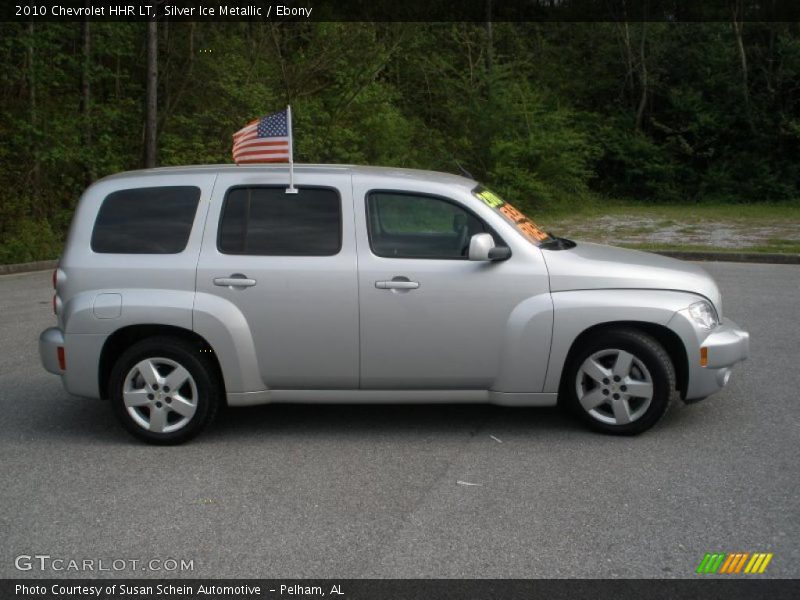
(39, 165, 750, 443)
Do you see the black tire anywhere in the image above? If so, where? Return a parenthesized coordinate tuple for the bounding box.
(561, 329, 676, 435)
(109, 336, 220, 444)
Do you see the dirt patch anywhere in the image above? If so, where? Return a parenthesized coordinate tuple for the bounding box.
(546, 215, 800, 249)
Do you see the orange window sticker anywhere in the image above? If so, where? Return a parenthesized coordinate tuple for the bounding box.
(473, 187, 550, 244)
(499, 203, 526, 223)
(517, 220, 549, 242)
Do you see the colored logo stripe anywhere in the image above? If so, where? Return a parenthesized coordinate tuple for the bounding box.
(745, 553, 773, 574)
(696, 553, 725, 574)
(696, 552, 773, 574)
(719, 553, 748, 573)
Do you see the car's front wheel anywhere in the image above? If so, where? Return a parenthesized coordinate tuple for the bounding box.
(109, 337, 220, 444)
(563, 329, 676, 435)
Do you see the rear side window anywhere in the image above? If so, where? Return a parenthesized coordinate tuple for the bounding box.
(218, 187, 341, 256)
(91, 186, 201, 254)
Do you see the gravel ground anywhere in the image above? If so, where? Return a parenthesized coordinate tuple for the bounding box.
(545, 215, 800, 249)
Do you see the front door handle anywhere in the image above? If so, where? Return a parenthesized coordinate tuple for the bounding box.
(376, 279, 419, 290)
(214, 274, 257, 288)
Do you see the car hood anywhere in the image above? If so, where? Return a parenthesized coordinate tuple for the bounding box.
(540, 242, 722, 316)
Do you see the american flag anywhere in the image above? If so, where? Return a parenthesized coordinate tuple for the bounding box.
(232, 109, 292, 164)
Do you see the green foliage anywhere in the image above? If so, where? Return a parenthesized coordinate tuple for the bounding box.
(487, 82, 602, 210)
(0, 214, 62, 264)
(0, 21, 799, 263)
(595, 120, 685, 203)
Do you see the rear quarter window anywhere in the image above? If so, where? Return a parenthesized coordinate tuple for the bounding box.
(91, 186, 201, 254)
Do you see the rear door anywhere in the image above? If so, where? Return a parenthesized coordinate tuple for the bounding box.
(196, 170, 359, 389)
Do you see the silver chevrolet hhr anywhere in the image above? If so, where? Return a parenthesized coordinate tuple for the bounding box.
(39, 165, 749, 444)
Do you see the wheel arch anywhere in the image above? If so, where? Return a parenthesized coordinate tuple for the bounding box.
(559, 321, 689, 400)
(98, 324, 225, 401)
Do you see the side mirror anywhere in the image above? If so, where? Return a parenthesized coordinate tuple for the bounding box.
(468, 233, 511, 261)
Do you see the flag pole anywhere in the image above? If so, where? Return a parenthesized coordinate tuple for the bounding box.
(285, 104, 298, 194)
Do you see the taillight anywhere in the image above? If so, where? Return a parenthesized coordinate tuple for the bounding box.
(52, 269, 57, 289)
(57, 347, 66, 371)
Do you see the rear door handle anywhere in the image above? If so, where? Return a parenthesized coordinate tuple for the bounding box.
(214, 274, 257, 288)
(376, 280, 419, 290)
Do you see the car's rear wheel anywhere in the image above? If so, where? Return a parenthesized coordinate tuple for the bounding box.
(109, 337, 220, 444)
(563, 329, 676, 435)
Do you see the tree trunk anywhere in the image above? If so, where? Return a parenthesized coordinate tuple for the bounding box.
(27, 21, 41, 203)
(115, 52, 121, 99)
(80, 16, 93, 184)
(485, 0, 494, 77)
(188, 21, 195, 72)
(270, 25, 291, 103)
(144, 21, 158, 168)
(634, 22, 648, 132)
(160, 22, 198, 137)
(731, 3, 755, 132)
(621, 20, 635, 106)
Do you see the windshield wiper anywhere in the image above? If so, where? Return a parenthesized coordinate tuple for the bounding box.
(539, 233, 576, 250)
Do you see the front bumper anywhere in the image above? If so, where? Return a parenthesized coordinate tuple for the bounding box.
(702, 318, 750, 368)
(682, 317, 750, 401)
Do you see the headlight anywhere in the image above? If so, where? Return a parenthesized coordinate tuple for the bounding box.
(688, 300, 719, 330)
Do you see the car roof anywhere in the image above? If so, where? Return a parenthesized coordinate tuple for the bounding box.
(97, 164, 478, 189)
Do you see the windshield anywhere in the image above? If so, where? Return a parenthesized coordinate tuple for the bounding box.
(472, 186, 551, 245)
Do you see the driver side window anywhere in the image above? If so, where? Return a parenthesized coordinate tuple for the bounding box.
(367, 191, 495, 259)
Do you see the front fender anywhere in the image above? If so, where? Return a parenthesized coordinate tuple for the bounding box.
(544, 289, 704, 393)
(491, 293, 554, 393)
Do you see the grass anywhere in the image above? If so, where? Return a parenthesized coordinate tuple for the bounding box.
(533, 199, 800, 222)
(530, 199, 800, 255)
(618, 241, 800, 254)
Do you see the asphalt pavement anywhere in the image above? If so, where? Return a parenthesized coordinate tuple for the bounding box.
(0, 263, 798, 578)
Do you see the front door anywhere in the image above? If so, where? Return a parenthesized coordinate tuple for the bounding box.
(354, 185, 547, 390)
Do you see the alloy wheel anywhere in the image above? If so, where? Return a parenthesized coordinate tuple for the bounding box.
(122, 357, 198, 433)
(575, 348, 654, 426)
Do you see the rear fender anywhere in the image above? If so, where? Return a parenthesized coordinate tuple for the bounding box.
(192, 292, 264, 394)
